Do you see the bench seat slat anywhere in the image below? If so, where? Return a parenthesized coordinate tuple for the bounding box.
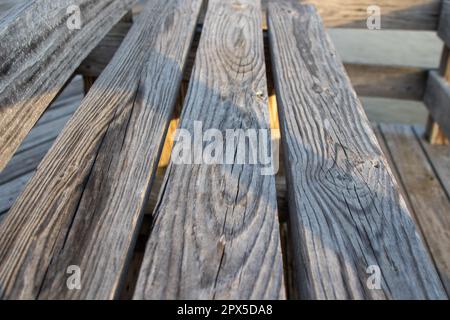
(379, 124, 450, 295)
(0, 0, 202, 299)
(268, 2, 446, 299)
(0, 0, 135, 171)
(133, 0, 285, 300)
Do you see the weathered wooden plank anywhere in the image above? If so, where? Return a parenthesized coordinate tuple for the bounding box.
(0, 0, 136, 171)
(438, 0, 450, 47)
(264, 0, 441, 30)
(380, 124, 450, 295)
(345, 64, 428, 100)
(134, 0, 285, 300)
(309, 0, 440, 30)
(0, 0, 203, 299)
(268, 3, 446, 299)
(424, 71, 450, 139)
(415, 126, 450, 197)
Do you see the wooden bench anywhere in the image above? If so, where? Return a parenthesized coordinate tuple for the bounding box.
(0, 0, 448, 300)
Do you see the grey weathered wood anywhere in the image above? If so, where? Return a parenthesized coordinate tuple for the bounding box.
(380, 124, 450, 295)
(438, 0, 450, 47)
(134, 0, 285, 300)
(415, 126, 450, 197)
(345, 64, 428, 100)
(0, 0, 136, 171)
(0, 0, 202, 299)
(0, 0, 27, 19)
(268, 2, 446, 299)
(424, 71, 450, 139)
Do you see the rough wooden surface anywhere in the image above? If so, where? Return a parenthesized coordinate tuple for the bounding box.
(134, 0, 285, 300)
(379, 124, 450, 295)
(0, 0, 135, 171)
(268, 2, 446, 299)
(424, 71, 450, 139)
(0, 0, 202, 299)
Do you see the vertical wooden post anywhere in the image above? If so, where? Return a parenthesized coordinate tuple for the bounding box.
(425, 4, 450, 144)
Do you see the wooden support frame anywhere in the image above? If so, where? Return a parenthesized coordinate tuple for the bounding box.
(423, 1, 450, 144)
(424, 48, 450, 144)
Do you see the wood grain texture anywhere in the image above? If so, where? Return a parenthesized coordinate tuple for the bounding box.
(424, 71, 450, 139)
(379, 124, 450, 295)
(0, 0, 202, 299)
(134, 0, 285, 300)
(268, 2, 446, 299)
(0, 0, 136, 171)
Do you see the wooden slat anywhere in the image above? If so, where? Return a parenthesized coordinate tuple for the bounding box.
(268, 2, 446, 299)
(345, 64, 428, 100)
(380, 124, 450, 295)
(134, 0, 285, 300)
(424, 71, 450, 138)
(0, 0, 136, 171)
(262, 0, 441, 30)
(0, 0, 203, 299)
(309, 0, 440, 30)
